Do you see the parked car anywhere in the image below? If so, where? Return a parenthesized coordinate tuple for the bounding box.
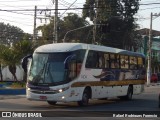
(151, 73, 158, 83)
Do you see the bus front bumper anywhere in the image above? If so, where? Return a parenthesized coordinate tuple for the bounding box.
(26, 88, 70, 102)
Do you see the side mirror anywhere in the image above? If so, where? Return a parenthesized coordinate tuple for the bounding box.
(21, 55, 32, 73)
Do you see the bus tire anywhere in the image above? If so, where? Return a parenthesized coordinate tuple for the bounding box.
(125, 86, 133, 100)
(78, 89, 90, 106)
(119, 86, 133, 100)
(47, 101, 57, 105)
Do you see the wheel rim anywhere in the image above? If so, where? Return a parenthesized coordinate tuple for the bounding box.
(128, 87, 133, 100)
(128, 91, 132, 99)
(82, 93, 89, 105)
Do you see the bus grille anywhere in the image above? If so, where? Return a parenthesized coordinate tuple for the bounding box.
(31, 90, 57, 94)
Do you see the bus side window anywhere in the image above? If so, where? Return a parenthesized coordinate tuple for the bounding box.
(104, 53, 109, 68)
(137, 57, 143, 69)
(86, 51, 93, 68)
(120, 55, 129, 69)
(98, 52, 105, 68)
(86, 51, 98, 68)
(74, 50, 85, 75)
(120, 55, 125, 68)
(129, 56, 137, 69)
(110, 54, 116, 68)
(115, 55, 120, 68)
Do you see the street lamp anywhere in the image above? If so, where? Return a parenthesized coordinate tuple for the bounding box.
(63, 24, 107, 43)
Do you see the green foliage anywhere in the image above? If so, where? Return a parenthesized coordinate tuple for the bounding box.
(37, 24, 54, 44)
(12, 40, 34, 59)
(0, 40, 34, 81)
(0, 23, 34, 81)
(0, 46, 18, 81)
(83, 0, 141, 50)
(0, 22, 24, 45)
(37, 13, 91, 43)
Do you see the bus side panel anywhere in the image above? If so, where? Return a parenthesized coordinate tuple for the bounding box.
(92, 86, 121, 99)
(133, 84, 144, 94)
(115, 85, 128, 97)
(68, 87, 85, 102)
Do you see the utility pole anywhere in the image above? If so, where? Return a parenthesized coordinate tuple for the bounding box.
(93, 0, 98, 44)
(33, 6, 37, 43)
(147, 12, 153, 86)
(53, 0, 58, 43)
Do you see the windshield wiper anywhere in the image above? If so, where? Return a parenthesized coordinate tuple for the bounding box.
(32, 63, 46, 83)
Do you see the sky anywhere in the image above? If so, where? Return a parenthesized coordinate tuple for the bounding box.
(0, 0, 160, 35)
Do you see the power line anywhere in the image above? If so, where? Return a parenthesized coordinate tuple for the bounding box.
(0, 0, 41, 2)
(0, 9, 34, 16)
(0, 18, 33, 26)
(0, 7, 106, 12)
(140, 2, 160, 5)
(139, 6, 160, 11)
(0, 3, 33, 10)
(0, 4, 48, 8)
(0, 14, 33, 21)
(59, 0, 78, 18)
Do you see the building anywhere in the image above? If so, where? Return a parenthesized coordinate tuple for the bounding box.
(137, 28, 160, 73)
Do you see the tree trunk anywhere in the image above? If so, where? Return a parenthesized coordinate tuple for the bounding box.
(8, 65, 18, 81)
(23, 71, 27, 82)
(0, 64, 3, 81)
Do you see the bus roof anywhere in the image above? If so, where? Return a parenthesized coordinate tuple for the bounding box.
(35, 43, 88, 52)
(35, 43, 145, 57)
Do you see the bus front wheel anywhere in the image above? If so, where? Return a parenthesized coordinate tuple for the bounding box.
(47, 101, 57, 105)
(78, 89, 90, 106)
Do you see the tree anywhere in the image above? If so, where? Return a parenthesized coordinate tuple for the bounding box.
(0, 22, 24, 45)
(37, 23, 54, 44)
(0, 44, 8, 81)
(0, 46, 19, 81)
(37, 13, 91, 43)
(83, 0, 141, 50)
(0, 40, 34, 82)
(12, 40, 35, 82)
(12, 39, 34, 59)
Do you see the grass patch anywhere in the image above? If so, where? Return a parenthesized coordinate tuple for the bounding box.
(9, 82, 26, 89)
(0, 82, 26, 89)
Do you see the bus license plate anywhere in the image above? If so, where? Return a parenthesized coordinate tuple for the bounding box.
(40, 96, 47, 100)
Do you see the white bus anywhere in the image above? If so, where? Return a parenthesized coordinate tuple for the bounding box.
(22, 43, 145, 106)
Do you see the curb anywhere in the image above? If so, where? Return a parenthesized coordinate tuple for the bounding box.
(0, 88, 26, 95)
(0, 95, 26, 100)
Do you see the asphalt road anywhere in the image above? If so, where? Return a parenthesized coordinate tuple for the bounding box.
(0, 83, 159, 119)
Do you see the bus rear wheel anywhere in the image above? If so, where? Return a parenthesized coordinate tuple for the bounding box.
(78, 89, 90, 106)
(125, 86, 133, 100)
(47, 101, 57, 105)
(119, 86, 133, 100)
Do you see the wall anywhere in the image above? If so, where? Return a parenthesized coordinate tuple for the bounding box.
(1, 66, 24, 81)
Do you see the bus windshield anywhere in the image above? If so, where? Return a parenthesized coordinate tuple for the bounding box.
(28, 50, 86, 86)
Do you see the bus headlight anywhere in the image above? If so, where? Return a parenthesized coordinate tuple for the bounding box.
(59, 89, 63, 93)
(58, 87, 69, 93)
(27, 87, 31, 91)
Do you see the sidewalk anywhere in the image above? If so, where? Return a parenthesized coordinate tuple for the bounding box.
(0, 95, 26, 100)
(0, 82, 160, 100)
(144, 81, 160, 93)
